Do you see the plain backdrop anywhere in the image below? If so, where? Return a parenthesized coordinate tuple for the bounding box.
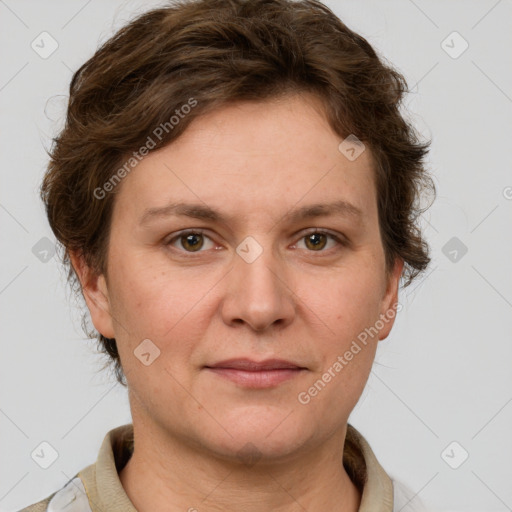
(1, 1, 511, 511)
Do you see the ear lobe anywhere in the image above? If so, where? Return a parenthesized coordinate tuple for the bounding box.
(378, 257, 404, 341)
(69, 250, 116, 339)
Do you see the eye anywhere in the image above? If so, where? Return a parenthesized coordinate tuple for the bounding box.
(166, 229, 216, 253)
(165, 228, 347, 255)
(295, 230, 346, 252)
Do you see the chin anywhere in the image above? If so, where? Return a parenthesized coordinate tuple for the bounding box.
(195, 412, 311, 464)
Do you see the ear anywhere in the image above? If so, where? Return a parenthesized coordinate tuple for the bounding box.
(69, 250, 116, 339)
(378, 257, 404, 341)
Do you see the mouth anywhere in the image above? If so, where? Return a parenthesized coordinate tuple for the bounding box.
(204, 358, 307, 388)
(206, 358, 306, 371)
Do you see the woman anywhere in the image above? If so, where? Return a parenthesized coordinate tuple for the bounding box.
(21, 0, 434, 510)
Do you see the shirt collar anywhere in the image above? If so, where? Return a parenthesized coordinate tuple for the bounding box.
(78, 423, 394, 511)
(345, 424, 394, 511)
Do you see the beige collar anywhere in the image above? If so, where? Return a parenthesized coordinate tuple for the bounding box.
(78, 423, 394, 511)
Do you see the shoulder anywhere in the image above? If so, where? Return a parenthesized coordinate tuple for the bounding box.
(18, 495, 54, 512)
(17, 477, 92, 512)
(391, 477, 431, 512)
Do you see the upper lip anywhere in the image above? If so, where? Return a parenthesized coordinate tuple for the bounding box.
(205, 358, 305, 371)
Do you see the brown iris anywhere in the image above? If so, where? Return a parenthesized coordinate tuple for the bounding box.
(304, 232, 327, 251)
(177, 231, 329, 253)
(180, 232, 204, 252)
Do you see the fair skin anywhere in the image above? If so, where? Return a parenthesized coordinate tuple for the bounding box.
(71, 92, 403, 512)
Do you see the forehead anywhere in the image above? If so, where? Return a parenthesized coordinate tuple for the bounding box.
(111, 93, 377, 228)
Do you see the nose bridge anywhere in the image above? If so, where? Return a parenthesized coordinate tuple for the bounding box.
(235, 234, 284, 301)
(238, 239, 280, 291)
(223, 234, 294, 331)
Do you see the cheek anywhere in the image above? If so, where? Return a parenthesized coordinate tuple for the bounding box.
(303, 276, 380, 407)
(312, 266, 383, 333)
(300, 267, 383, 392)
(108, 255, 217, 351)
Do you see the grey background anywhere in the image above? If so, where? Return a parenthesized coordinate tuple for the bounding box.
(1, 1, 511, 510)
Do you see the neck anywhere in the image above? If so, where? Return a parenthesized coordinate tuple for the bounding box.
(119, 420, 362, 512)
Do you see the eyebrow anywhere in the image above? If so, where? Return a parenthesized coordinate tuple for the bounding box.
(139, 199, 363, 226)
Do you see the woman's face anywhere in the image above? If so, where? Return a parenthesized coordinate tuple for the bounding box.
(78, 93, 402, 462)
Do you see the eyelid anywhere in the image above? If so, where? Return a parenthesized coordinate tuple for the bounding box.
(294, 228, 348, 250)
(165, 228, 348, 254)
(165, 228, 215, 250)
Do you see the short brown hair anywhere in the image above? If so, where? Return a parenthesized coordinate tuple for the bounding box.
(41, 0, 435, 386)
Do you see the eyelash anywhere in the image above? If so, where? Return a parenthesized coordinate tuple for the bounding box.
(164, 228, 348, 255)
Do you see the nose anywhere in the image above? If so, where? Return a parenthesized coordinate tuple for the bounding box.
(220, 240, 296, 332)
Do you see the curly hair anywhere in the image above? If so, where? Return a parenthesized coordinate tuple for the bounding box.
(41, 0, 435, 386)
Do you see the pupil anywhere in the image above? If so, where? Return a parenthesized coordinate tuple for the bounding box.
(307, 233, 326, 250)
(180, 233, 327, 252)
(183, 233, 203, 251)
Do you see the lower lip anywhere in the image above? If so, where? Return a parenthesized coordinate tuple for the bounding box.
(205, 368, 305, 388)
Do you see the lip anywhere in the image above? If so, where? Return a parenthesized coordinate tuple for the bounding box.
(204, 358, 307, 389)
(205, 358, 305, 371)
(205, 368, 305, 388)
